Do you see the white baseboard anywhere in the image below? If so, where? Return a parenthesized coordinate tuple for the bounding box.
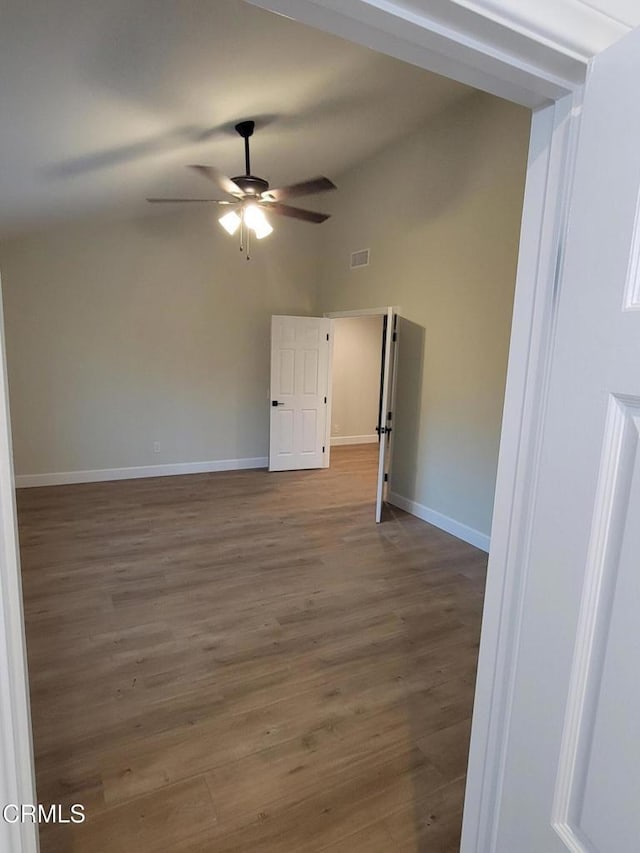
(388, 491, 490, 552)
(330, 434, 378, 446)
(15, 456, 269, 488)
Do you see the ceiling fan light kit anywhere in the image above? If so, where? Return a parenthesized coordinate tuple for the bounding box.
(147, 119, 336, 260)
(243, 204, 272, 239)
(218, 209, 241, 236)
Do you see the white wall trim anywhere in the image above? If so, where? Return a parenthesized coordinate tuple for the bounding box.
(246, 0, 585, 107)
(324, 318, 334, 469)
(15, 456, 269, 489)
(0, 276, 39, 853)
(443, 0, 630, 62)
(388, 490, 490, 552)
(324, 305, 398, 318)
(330, 434, 378, 446)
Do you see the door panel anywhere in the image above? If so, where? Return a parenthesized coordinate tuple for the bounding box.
(490, 25, 640, 852)
(279, 349, 295, 395)
(386, 317, 426, 506)
(269, 316, 330, 472)
(276, 408, 294, 455)
(301, 409, 318, 453)
(556, 397, 640, 851)
(303, 350, 319, 394)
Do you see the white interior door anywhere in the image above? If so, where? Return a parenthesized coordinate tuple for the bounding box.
(269, 315, 331, 472)
(375, 308, 396, 522)
(384, 313, 399, 505)
(483, 26, 640, 852)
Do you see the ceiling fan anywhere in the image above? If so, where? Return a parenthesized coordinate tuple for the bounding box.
(147, 120, 336, 258)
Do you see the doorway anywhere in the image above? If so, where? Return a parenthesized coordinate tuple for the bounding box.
(329, 315, 383, 451)
(328, 313, 384, 514)
(0, 3, 594, 853)
(326, 307, 397, 523)
(269, 307, 399, 523)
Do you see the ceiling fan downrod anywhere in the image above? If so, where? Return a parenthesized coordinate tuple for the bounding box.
(231, 121, 269, 197)
(235, 120, 254, 176)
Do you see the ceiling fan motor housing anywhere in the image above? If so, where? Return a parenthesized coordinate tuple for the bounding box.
(231, 174, 269, 196)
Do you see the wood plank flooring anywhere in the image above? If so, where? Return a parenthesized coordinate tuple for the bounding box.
(17, 444, 488, 852)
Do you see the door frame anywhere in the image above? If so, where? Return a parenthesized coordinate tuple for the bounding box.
(323, 307, 398, 453)
(324, 307, 397, 520)
(1, 4, 587, 853)
(0, 275, 38, 853)
(248, 3, 586, 851)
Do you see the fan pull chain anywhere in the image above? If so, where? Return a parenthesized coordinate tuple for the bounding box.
(237, 210, 251, 259)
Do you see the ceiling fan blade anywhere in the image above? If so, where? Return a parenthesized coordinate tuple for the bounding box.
(189, 165, 244, 198)
(262, 176, 336, 201)
(146, 198, 233, 204)
(266, 202, 330, 223)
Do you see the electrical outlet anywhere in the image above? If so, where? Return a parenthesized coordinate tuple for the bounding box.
(153, 441, 161, 453)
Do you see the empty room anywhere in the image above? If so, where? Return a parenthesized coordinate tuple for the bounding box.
(0, 0, 563, 851)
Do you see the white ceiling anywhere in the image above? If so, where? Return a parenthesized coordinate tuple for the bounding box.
(0, 0, 477, 238)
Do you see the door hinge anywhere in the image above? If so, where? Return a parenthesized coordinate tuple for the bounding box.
(392, 331, 397, 342)
(384, 473, 388, 482)
(387, 411, 392, 421)
(324, 396, 327, 404)
(326, 333, 330, 341)
(322, 445, 325, 453)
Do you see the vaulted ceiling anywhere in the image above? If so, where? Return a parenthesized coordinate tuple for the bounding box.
(3, 0, 636, 238)
(0, 0, 475, 237)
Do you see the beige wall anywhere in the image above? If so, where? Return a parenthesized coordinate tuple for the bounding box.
(1, 209, 319, 475)
(331, 316, 382, 441)
(317, 92, 530, 537)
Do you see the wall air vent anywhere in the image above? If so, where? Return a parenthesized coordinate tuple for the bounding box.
(350, 248, 370, 269)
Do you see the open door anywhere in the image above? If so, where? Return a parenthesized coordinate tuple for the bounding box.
(375, 308, 396, 522)
(467, 25, 640, 852)
(269, 315, 331, 472)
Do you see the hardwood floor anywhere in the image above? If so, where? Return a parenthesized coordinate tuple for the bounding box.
(17, 444, 488, 853)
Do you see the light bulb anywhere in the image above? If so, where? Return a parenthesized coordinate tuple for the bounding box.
(218, 210, 241, 235)
(244, 204, 273, 239)
(252, 217, 273, 240)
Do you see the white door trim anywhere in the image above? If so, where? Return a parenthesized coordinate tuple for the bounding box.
(462, 89, 584, 852)
(323, 307, 393, 472)
(323, 307, 393, 512)
(1, 5, 588, 853)
(246, 0, 585, 107)
(324, 306, 399, 319)
(0, 276, 39, 853)
(324, 320, 334, 468)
